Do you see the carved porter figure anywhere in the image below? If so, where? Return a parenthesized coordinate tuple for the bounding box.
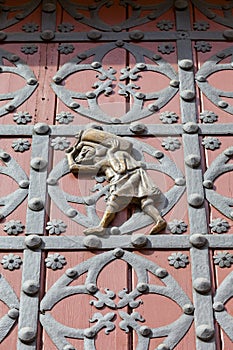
(66, 129, 166, 235)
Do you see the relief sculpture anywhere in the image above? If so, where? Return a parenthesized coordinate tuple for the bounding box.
(66, 128, 166, 235)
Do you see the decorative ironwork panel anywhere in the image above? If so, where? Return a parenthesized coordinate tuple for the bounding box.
(0, 1, 232, 350)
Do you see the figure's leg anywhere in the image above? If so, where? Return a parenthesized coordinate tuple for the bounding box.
(141, 198, 166, 234)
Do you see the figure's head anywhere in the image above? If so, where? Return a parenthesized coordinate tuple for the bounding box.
(75, 145, 96, 164)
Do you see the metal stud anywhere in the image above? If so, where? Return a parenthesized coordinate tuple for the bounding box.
(139, 326, 151, 336)
(91, 61, 102, 68)
(203, 180, 213, 189)
(223, 29, 233, 41)
(185, 154, 201, 168)
(47, 178, 58, 186)
(115, 40, 124, 47)
(65, 268, 78, 278)
(174, 0, 188, 10)
(112, 26, 122, 32)
(27, 78, 37, 85)
(70, 102, 80, 109)
(196, 324, 214, 341)
(152, 54, 161, 61)
(224, 147, 233, 156)
(154, 151, 164, 159)
(178, 59, 193, 70)
(34, 123, 50, 134)
(25, 235, 42, 249)
(86, 91, 96, 99)
(83, 235, 101, 249)
(157, 344, 170, 350)
(87, 31, 102, 40)
(148, 103, 159, 112)
(180, 90, 195, 101)
(9, 55, 19, 62)
(28, 198, 44, 211)
(136, 63, 146, 70)
(129, 30, 144, 41)
(66, 209, 77, 217)
(155, 268, 168, 278)
(189, 234, 207, 248)
(77, 53, 87, 59)
(40, 30, 55, 41)
(5, 104, 15, 112)
(18, 327, 36, 343)
(193, 278, 211, 294)
(183, 122, 199, 133)
(175, 177, 186, 186)
(218, 100, 228, 108)
(86, 283, 98, 293)
(182, 303, 194, 315)
(75, 13, 84, 20)
(0, 151, 10, 161)
(131, 234, 148, 248)
(30, 157, 47, 171)
(135, 92, 145, 99)
(0, 31, 7, 41)
(53, 76, 63, 84)
(188, 194, 204, 207)
(130, 122, 147, 134)
(42, 3, 56, 12)
(8, 308, 19, 319)
(84, 328, 96, 338)
(22, 280, 39, 295)
(113, 248, 124, 258)
(196, 75, 206, 82)
(213, 302, 224, 312)
(19, 180, 29, 188)
(137, 283, 149, 293)
(170, 79, 180, 87)
(63, 345, 76, 350)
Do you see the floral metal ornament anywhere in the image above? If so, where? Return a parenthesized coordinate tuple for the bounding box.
(22, 22, 39, 32)
(57, 44, 75, 55)
(51, 137, 70, 151)
(159, 111, 179, 124)
(210, 218, 230, 233)
(202, 137, 221, 150)
(57, 22, 74, 32)
(168, 252, 189, 269)
(168, 219, 188, 234)
(12, 139, 31, 152)
(158, 43, 175, 54)
(1, 253, 22, 271)
(161, 137, 181, 151)
(46, 219, 67, 235)
(193, 21, 210, 31)
(213, 251, 233, 268)
(21, 45, 38, 55)
(13, 111, 32, 124)
(3, 220, 24, 235)
(55, 111, 74, 124)
(45, 253, 67, 270)
(200, 110, 218, 123)
(156, 20, 173, 31)
(194, 41, 212, 53)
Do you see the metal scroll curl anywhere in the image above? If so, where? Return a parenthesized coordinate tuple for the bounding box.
(51, 42, 179, 123)
(0, 49, 38, 117)
(0, 150, 29, 219)
(58, 0, 173, 31)
(40, 249, 193, 350)
(47, 137, 185, 235)
(196, 47, 233, 115)
(204, 146, 233, 219)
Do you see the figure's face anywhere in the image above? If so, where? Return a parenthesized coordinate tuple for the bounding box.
(75, 145, 96, 164)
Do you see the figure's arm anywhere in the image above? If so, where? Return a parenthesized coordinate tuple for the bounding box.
(68, 157, 109, 174)
(107, 139, 126, 174)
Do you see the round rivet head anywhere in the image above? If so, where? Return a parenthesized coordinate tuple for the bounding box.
(136, 63, 146, 70)
(196, 324, 214, 341)
(22, 280, 39, 295)
(196, 75, 206, 82)
(154, 151, 164, 159)
(70, 102, 80, 109)
(0, 151, 10, 161)
(190, 234, 207, 248)
(9, 55, 19, 62)
(175, 0, 188, 10)
(47, 178, 57, 186)
(223, 29, 233, 41)
(110, 226, 121, 235)
(40, 30, 55, 41)
(19, 180, 29, 188)
(183, 122, 199, 133)
(63, 345, 76, 350)
(130, 122, 147, 134)
(152, 54, 161, 61)
(42, 3, 56, 12)
(137, 282, 149, 293)
(87, 30, 102, 40)
(0, 31, 7, 41)
(175, 177, 186, 186)
(218, 100, 228, 108)
(180, 90, 195, 101)
(84, 328, 96, 338)
(77, 53, 87, 59)
(27, 78, 37, 85)
(112, 25, 122, 32)
(135, 92, 145, 99)
(86, 283, 98, 293)
(224, 147, 233, 156)
(113, 247, 124, 258)
(185, 154, 201, 168)
(147, 13, 157, 20)
(213, 301, 224, 312)
(216, 52, 226, 59)
(65, 268, 78, 278)
(203, 180, 213, 189)
(91, 61, 102, 69)
(53, 76, 63, 84)
(86, 91, 96, 99)
(157, 344, 170, 350)
(25, 235, 42, 249)
(155, 268, 168, 278)
(139, 326, 151, 336)
(179, 59, 193, 70)
(170, 79, 180, 87)
(34, 123, 50, 134)
(131, 234, 148, 248)
(30, 157, 47, 171)
(188, 194, 204, 207)
(18, 327, 36, 343)
(66, 208, 77, 218)
(148, 103, 159, 112)
(193, 278, 211, 294)
(183, 303, 194, 315)
(5, 104, 15, 112)
(8, 308, 19, 319)
(129, 30, 144, 41)
(15, 13, 24, 19)
(83, 235, 101, 249)
(115, 40, 124, 47)
(28, 198, 44, 211)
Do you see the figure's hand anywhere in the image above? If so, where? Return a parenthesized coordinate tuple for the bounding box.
(107, 138, 119, 151)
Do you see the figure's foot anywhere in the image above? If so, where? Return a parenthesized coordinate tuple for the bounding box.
(149, 219, 166, 235)
(83, 226, 106, 236)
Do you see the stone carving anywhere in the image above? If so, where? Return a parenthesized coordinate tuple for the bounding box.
(66, 129, 166, 235)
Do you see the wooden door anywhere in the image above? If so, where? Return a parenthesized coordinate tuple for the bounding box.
(0, 1, 233, 349)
